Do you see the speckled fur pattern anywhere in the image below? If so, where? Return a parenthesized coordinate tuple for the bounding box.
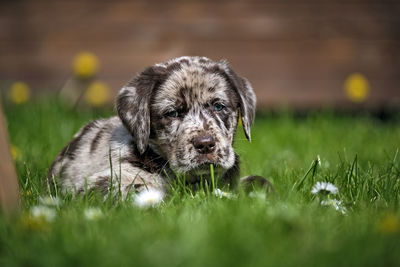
(48, 56, 256, 197)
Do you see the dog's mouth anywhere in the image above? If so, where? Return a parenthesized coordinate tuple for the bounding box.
(181, 162, 224, 184)
(170, 146, 234, 178)
(187, 161, 225, 177)
(191, 162, 215, 174)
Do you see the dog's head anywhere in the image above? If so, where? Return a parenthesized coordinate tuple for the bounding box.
(117, 56, 256, 176)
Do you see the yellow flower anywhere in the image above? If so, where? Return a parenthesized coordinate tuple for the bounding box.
(73, 52, 99, 79)
(20, 206, 56, 232)
(26, 190, 32, 196)
(344, 73, 370, 102)
(20, 215, 50, 231)
(9, 81, 30, 104)
(85, 81, 110, 107)
(10, 145, 19, 160)
(378, 214, 400, 235)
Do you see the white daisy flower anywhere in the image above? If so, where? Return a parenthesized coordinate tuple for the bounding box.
(39, 196, 62, 207)
(134, 189, 164, 208)
(311, 182, 338, 195)
(83, 207, 103, 220)
(320, 199, 347, 214)
(30, 205, 56, 222)
(214, 189, 236, 199)
(249, 191, 267, 200)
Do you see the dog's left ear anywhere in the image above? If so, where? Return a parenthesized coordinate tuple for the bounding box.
(116, 66, 167, 154)
(219, 61, 256, 142)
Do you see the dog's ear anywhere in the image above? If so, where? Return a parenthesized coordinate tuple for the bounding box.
(219, 61, 256, 142)
(116, 66, 167, 154)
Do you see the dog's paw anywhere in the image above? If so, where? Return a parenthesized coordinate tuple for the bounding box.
(239, 175, 275, 193)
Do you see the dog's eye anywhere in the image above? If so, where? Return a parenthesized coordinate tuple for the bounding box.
(213, 103, 225, 112)
(165, 110, 180, 118)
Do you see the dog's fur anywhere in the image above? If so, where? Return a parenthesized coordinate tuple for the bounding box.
(48, 56, 256, 197)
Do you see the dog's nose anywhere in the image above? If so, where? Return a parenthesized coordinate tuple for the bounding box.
(192, 136, 216, 154)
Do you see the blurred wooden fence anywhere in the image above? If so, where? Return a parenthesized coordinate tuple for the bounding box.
(0, 0, 399, 109)
(0, 102, 19, 213)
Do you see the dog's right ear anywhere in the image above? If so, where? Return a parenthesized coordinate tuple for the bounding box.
(218, 61, 256, 142)
(116, 66, 167, 154)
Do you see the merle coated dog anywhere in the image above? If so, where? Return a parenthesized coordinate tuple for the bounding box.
(48, 56, 270, 197)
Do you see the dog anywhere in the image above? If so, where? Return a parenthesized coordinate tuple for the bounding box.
(48, 56, 266, 197)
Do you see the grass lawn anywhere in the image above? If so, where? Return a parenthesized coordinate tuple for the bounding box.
(1, 97, 400, 267)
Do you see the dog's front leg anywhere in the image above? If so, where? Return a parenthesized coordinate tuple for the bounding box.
(72, 164, 166, 199)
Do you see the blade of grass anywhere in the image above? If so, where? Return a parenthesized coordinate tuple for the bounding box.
(295, 158, 319, 191)
(210, 164, 215, 192)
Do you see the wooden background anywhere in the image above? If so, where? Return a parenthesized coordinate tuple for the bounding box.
(0, 0, 399, 109)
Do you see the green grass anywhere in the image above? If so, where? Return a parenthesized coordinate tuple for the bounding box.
(1, 97, 400, 267)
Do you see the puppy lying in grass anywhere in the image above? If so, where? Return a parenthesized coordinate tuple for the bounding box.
(48, 56, 272, 198)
